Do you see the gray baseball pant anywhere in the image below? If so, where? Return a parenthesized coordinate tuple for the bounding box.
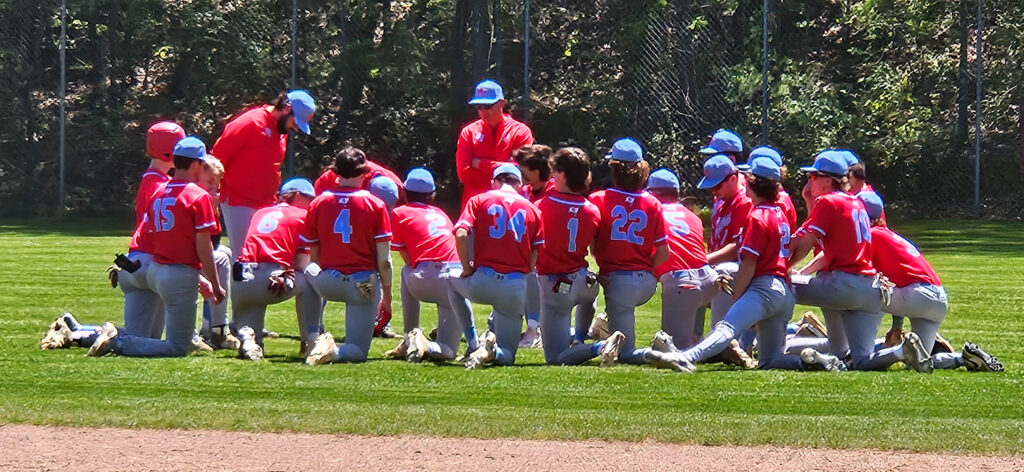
(525, 270, 541, 325)
(794, 271, 902, 370)
(659, 266, 718, 349)
(886, 283, 961, 369)
(539, 269, 601, 365)
(114, 262, 200, 357)
(119, 251, 165, 339)
(221, 203, 257, 262)
(230, 262, 322, 347)
(601, 270, 658, 364)
(201, 244, 232, 333)
(306, 265, 380, 362)
(672, 276, 803, 370)
(447, 266, 526, 365)
(402, 261, 472, 360)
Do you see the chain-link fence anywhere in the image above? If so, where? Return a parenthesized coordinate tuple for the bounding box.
(1, 0, 1021, 219)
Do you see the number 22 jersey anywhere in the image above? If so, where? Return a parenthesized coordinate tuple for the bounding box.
(588, 188, 668, 275)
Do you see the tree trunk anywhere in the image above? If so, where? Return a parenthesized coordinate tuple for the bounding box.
(491, 0, 502, 81)
(445, 0, 471, 180)
(956, 0, 970, 142)
(470, 0, 489, 80)
(1019, 101, 1024, 175)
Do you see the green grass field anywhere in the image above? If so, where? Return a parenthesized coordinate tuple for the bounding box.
(1, 218, 1023, 454)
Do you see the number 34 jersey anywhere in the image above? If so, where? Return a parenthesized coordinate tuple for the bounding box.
(237, 202, 310, 267)
(390, 202, 459, 265)
(535, 193, 601, 276)
(301, 187, 392, 274)
(588, 188, 669, 275)
(455, 189, 544, 274)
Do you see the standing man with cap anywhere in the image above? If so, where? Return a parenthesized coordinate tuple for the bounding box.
(212, 90, 316, 256)
(88, 136, 226, 358)
(699, 129, 745, 163)
(456, 80, 534, 208)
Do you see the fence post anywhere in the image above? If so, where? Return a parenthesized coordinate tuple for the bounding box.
(287, 0, 298, 176)
(522, 0, 530, 122)
(58, 0, 67, 216)
(974, 0, 982, 217)
(761, 0, 770, 145)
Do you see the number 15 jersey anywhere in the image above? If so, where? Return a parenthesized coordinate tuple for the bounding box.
(589, 188, 668, 275)
(536, 193, 600, 276)
(455, 189, 543, 274)
(301, 187, 392, 274)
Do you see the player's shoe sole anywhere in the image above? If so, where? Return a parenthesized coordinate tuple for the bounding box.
(86, 322, 118, 357)
(800, 348, 847, 372)
(721, 339, 758, 369)
(644, 349, 694, 373)
(465, 331, 497, 370)
(962, 342, 1004, 372)
(305, 332, 338, 366)
(237, 326, 263, 361)
(384, 338, 408, 359)
(932, 333, 954, 355)
(599, 331, 626, 368)
(901, 332, 933, 374)
(588, 312, 611, 341)
(650, 330, 681, 354)
(800, 311, 828, 337)
(518, 326, 542, 348)
(406, 328, 430, 363)
(191, 331, 214, 352)
(40, 317, 73, 350)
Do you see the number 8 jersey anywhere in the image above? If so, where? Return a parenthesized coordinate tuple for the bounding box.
(455, 189, 544, 274)
(301, 187, 392, 273)
(588, 188, 668, 275)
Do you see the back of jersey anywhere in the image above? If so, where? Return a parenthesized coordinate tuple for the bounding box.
(536, 193, 599, 275)
(150, 180, 219, 269)
(589, 188, 668, 274)
(456, 190, 543, 274)
(302, 188, 391, 273)
(655, 202, 709, 276)
(391, 203, 457, 265)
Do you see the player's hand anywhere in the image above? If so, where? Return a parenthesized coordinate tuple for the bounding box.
(198, 276, 215, 299)
(460, 265, 476, 278)
(714, 273, 734, 295)
(883, 327, 903, 348)
(373, 301, 392, 335)
(211, 286, 226, 305)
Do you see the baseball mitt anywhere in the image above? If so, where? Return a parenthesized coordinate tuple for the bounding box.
(106, 265, 120, 289)
(267, 269, 296, 297)
(714, 273, 734, 295)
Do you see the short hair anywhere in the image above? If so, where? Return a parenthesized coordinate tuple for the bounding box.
(609, 160, 650, 193)
(173, 156, 201, 171)
(647, 187, 679, 202)
(746, 174, 779, 202)
(203, 155, 224, 177)
(405, 189, 435, 205)
(493, 173, 522, 187)
(333, 147, 369, 179)
(813, 172, 848, 191)
(848, 162, 866, 181)
(270, 91, 290, 111)
(512, 145, 552, 181)
(550, 147, 591, 193)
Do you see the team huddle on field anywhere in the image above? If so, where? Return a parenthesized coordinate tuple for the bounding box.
(39, 82, 1003, 374)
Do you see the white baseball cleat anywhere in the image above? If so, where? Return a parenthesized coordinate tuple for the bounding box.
(40, 317, 73, 350)
(519, 326, 542, 348)
(800, 348, 848, 372)
(406, 328, 430, 363)
(962, 342, 1003, 372)
(644, 349, 694, 373)
(305, 332, 338, 366)
(599, 331, 626, 368)
(86, 322, 118, 357)
(650, 330, 681, 354)
(383, 337, 408, 359)
(237, 326, 263, 361)
(191, 331, 214, 352)
(588, 312, 611, 341)
(464, 331, 496, 370)
(721, 339, 758, 369)
(61, 312, 83, 331)
(901, 332, 933, 374)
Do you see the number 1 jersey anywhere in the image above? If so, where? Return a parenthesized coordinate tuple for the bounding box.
(535, 193, 600, 275)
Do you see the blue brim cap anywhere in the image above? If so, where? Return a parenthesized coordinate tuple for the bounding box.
(280, 177, 315, 197)
(606, 138, 644, 162)
(493, 163, 522, 182)
(697, 154, 737, 189)
(647, 168, 679, 189)
(288, 90, 316, 135)
(468, 80, 504, 105)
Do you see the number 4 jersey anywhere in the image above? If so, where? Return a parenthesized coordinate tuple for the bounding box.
(535, 193, 600, 276)
(148, 179, 220, 269)
(589, 188, 668, 275)
(390, 202, 459, 265)
(237, 202, 310, 267)
(455, 189, 544, 274)
(301, 187, 392, 274)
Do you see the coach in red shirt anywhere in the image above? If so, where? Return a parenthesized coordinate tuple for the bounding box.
(212, 90, 316, 259)
(455, 80, 534, 208)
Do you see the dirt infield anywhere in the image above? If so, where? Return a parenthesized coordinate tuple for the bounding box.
(1, 424, 1021, 471)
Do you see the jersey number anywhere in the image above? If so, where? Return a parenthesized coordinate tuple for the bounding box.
(852, 209, 872, 244)
(151, 198, 175, 232)
(779, 222, 791, 258)
(333, 209, 352, 243)
(255, 211, 284, 234)
(487, 205, 527, 242)
(610, 205, 647, 244)
(425, 213, 447, 237)
(665, 211, 690, 237)
(566, 217, 579, 252)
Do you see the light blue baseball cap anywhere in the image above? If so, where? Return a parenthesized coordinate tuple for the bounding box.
(369, 176, 400, 210)
(738, 156, 782, 181)
(280, 177, 315, 197)
(404, 167, 435, 193)
(492, 163, 522, 182)
(647, 168, 680, 190)
(697, 154, 737, 189)
(605, 138, 644, 162)
(699, 129, 743, 155)
(749, 145, 783, 167)
(468, 80, 504, 105)
(836, 149, 860, 168)
(287, 90, 316, 135)
(172, 136, 208, 161)
(857, 191, 884, 220)
(800, 150, 850, 178)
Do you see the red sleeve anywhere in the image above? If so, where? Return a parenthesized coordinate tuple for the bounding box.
(374, 202, 392, 241)
(727, 198, 752, 244)
(650, 199, 668, 246)
(210, 117, 253, 170)
(314, 169, 337, 195)
(510, 123, 534, 148)
(529, 205, 544, 247)
(390, 209, 406, 249)
(802, 197, 834, 238)
(455, 126, 474, 181)
(300, 200, 321, 246)
(191, 192, 219, 234)
(739, 213, 769, 259)
(455, 197, 478, 231)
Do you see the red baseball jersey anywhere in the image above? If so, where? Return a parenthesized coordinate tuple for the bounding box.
(777, 189, 798, 228)
(654, 202, 709, 277)
(589, 188, 668, 274)
(455, 115, 534, 207)
(455, 189, 543, 274)
(313, 160, 405, 197)
(739, 204, 789, 278)
(237, 203, 310, 267)
(536, 193, 600, 275)
(796, 191, 876, 276)
(301, 188, 392, 273)
(390, 202, 458, 265)
(521, 179, 557, 203)
(869, 226, 940, 287)
(148, 180, 220, 269)
(128, 170, 172, 253)
(212, 106, 288, 209)
(710, 192, 752, 253)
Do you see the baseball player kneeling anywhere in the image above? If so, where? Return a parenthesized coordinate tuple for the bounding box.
(303, 147, 393, 365)
(452, 164, 544, 369)
(385, 168, 479, 362)
(230, 178, 322, 361)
